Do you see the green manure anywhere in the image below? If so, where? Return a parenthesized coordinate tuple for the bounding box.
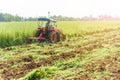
(0, 21, 120, 48)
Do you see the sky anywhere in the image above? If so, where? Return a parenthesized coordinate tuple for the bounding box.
(0, 0, 120, 18)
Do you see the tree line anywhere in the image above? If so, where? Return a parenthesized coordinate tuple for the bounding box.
(0, 13, 81, 22)
(0, 13, 23, 21)
(1, 12, 119, 21)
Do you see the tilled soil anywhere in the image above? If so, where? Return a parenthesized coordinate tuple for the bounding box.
(0, 28, 120, 79)
(75, 52, 120, 80)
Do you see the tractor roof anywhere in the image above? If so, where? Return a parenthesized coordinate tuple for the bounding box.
(38, 18, 56, 22)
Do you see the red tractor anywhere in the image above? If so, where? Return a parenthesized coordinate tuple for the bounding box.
(27, 18, 66, 43)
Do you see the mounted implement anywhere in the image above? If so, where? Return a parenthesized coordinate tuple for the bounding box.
(27, 18, 66, 43)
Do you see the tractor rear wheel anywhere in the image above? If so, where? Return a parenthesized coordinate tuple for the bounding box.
(56, 33, 66, 42)
(56, 33, 60, 42)
(48, 31, 58, 43)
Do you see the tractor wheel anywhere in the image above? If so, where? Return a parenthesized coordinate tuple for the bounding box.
(35, 30, 40, 37)
(61, 34, 66, 41)
(58, 34, 66, 41)
(56, 33, 60, 42)
(48, 31, 58, 43)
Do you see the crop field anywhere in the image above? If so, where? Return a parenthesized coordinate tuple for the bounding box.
(0, 21, 120, 80)
(0, 21, 120, 48)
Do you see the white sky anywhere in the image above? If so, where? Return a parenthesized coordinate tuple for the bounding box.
(0, 0, 120, 18)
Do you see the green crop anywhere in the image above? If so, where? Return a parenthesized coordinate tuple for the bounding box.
(0, 21, 120, 48)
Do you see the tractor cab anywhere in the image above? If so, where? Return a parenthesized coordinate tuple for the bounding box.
(27, 18, 66, 43)
(37, 18, 57, 28)
(36, 18, 57, 36)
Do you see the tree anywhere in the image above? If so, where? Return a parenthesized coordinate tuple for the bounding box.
(0, 13, 5, 21)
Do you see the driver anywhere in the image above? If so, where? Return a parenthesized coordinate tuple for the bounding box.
(45, 20, 50, 28)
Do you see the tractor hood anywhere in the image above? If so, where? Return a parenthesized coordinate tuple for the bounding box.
(38, 18, 56, 23)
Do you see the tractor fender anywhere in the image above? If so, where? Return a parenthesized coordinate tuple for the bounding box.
(53, 28, 61, 33)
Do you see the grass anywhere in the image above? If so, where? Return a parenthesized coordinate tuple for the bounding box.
(20, 66, 58, 80)
(0, 21, 120, 80)
(0, 21, 37, 48)
(0, 21, 120, 48)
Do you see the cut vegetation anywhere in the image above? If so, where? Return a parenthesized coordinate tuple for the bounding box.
(0, 21, 120, 80)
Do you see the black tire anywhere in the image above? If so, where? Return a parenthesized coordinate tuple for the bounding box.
(56, 33, 60, 42)
(35, 30, 40, 37)
(48, 31, 58, 43)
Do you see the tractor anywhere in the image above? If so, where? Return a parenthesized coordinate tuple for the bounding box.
(27, 18, 66, 43)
